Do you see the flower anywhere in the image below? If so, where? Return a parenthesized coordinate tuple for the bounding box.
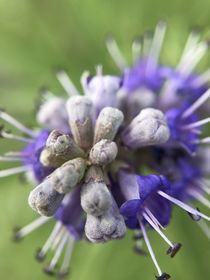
(2, 21, 210, 280)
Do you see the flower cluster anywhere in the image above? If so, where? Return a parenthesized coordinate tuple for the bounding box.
(1, 21, 210, 279)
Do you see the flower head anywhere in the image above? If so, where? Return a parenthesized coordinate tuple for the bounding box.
(2, 22, 210, 280)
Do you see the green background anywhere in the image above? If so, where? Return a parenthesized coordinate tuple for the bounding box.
(0, 0, 210, 279)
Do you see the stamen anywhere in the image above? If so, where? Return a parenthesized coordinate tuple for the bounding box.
(143, 213, 173, 248)
(44, 232, 69, 275)
(188, 207, 201, 222)
(182, 88, 210, 119)
(57, 236, 75, 279)
(145, 207, 165, 229)
(192, 69, 210, 87)
(178, 42, 208, 76)
(142, 31, 153, 57)
(13, 216, 51, 241)
(157, 190, 210, 221)
(132, 37, 142, 63)
(106, 35, 128, 71)
(179, 30, 200, 64)
(133, 238, 147, 256)
(56, 70, 80, 96)
(0, 129, 33, 143)
(0, 156, 22, 162)
(51, 226, 66, 251)
(139, 219, 164, 277)
(147, 20, 167, 69)
(197, 220, 210, 240)
(133, 230, 143, 240)
(36, 222, 62, 262)
(0, 166, 30, 178)
(166, 243, 182, 258)
(5, 151, 26, 157)
(0, 110, 37, 138)
(95, 64, 103, 76)
(199, 181, 210, 195)
(182, 117, 210, 130)
(39, 88, 55, 101)
(192, 137, 210, 144)
(155, 273, 171, 280)
(188, 189, 210, 209)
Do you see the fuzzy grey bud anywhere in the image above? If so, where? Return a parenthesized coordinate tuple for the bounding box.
(81, 181, 112, 216)
(37, 96, 69, 133)
(28, 158, 86, 216)
(122, 108, 170, 149)
(85, 198, 126, 243)
(53, 158, 87, 194)
(40, 130, 85, 167)
(94, 107, 124, 143)
(66, 96, 93, 151)
(81, 73, 121, 116)
(81, 166, 112, 216)
(89, 139, 118, 165)
(28, 182, 64, 216)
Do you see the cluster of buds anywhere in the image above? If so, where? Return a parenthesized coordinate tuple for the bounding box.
(29, 96, 127, 242)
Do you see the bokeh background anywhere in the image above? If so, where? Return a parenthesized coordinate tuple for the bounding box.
(0, 0, 210, 279)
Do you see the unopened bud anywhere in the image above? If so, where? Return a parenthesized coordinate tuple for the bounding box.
(37, 96, 69, 133)
(81, 73, 121, 115)
(81, 181, 112, 216)
(40, 130, 85, 167)
(94, 107, 124, 143)
(66, 96, 93, 151)
(28, 182, 64, 216)
(89, 139, 118, 165)
(122, 108, 170, 149)
(81, 166, 112, 216)
(85, 198, 126, 243)
(53, 158, 87, 194)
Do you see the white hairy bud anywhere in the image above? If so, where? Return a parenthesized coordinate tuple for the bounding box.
(52, 158, 87, 194)
(28, 182, 64, 216)
(89, 139, 118, 165)
(28, 158, 86, 216)
(81, 73, 121, 113)
(40, 130, 85, 167)
(81, 166, 112, 216)
(66, 96, 93, 151)
(94, 107, 124, 143)
(81, 181, 112, 216)
(122, 108, 170, 149)
(85, 198, 126, 243)
(37, 97, 69, 133)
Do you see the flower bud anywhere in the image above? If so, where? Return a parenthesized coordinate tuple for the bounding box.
(85, 198, 126, 243)
(36, 96, 69, 133)
(28, 182, 64, 216)
(40, 130, 85, 167)
(66, 96, 93, 151)
(81, 166, 112, 216)
(94, 107, 124, 143)
(81, 73, 121, 117)
(89, 139, 118, 165)
(53, 158, 87, 194)
(122, 108, 170, 149)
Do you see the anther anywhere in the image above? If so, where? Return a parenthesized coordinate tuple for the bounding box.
(56, 270, 69, 279)
(188, 208, 201, 221)
(43, 266, 55, 276)
(166, 243, 182, 258)
(133, 245, 147, 256)
(155, 273, 171, 280)
(12, 227, 22, 242)
(35, 248, 46, 262)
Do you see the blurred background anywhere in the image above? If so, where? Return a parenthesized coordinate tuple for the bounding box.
(0, 0, 210, 279)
